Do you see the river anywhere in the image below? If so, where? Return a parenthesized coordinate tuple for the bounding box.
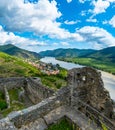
(40, 57, 115, 101)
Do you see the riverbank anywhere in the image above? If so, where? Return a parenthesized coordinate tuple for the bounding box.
(58, 57, 115, 75)
(40, 57, 115, 101)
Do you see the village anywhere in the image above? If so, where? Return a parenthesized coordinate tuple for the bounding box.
(26, 60, 60, 75)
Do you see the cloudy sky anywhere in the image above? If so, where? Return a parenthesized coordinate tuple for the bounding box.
(0, 0, 115, 52)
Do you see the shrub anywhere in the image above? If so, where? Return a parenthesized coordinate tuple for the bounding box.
(0, 101, 7, 110)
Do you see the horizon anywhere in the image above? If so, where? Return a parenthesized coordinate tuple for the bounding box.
(0, 0, 115, 52)
(1, 43, 115, 53)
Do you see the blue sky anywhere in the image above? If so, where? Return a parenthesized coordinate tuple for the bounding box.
(0, 0, 115, 52)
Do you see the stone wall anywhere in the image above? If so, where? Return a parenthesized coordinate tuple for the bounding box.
(24, 77, 55, 104)
(0, 67, 115, 130)
(67, 67, 114, 119)
(4, 86, 10, 108)
(0, 77, 25, 92)
(0, 77, 55, 105)
(0, 87, 69, 129)
(72, 98, 115, 130)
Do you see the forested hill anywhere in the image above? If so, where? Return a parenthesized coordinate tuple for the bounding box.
(39, 48, 96, 58)
(39, 46, 115, 63)
(86, 46, 115, 62)
(0, 44, 41, 60)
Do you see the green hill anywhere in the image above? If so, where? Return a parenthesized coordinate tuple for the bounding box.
(0, 52, 67, 89)
(0, 52, 40, 77)
(57, 46, 115, 74)
(39, 48, 96, 58)
(39, 46, 115, 64)
(0, 44, 41, 60)
(86, 46, 115, 63)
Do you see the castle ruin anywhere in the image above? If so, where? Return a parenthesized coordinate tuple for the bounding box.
(0, 67, 115, 130)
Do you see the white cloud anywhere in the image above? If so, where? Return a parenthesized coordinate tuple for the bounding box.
(0, 24, 84, 51)
(61, 42, 70, 46)
(80, 10, 87, 16)
(0, 25, 47, 50)
(91, 0, 115, 15)
(77, 26, 115, 49)
(0, 0, 84, 42)
(92, 0, 110, 15)
(79, 0, 92, 4)
(102, 20, 108, 25)
(107, 0, 115, 2)
(66, 0, 72, 3)
(64, 20, 80, 25)
(102, 15, 115, 27)
(0, 0, 60, 37)
(86, 18, 97, 22)
(109, 15, 115, 27)
(0, 0, 114, 50)
(53, 43, 59, 46)
(79, 0, 86, 3)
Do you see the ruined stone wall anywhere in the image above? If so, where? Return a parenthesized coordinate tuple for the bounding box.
(0, 67, 114, 130)
(0, 77, 55, 105)
(72, 98, 115, 130)
(0, 87, 69, 129)
(24, 77, 55, 104)
(67, 67, 114, 119)
(0, 77, 25, 92)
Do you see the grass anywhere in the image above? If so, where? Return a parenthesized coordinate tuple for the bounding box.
(0, 88, 24, 116)
(1, 88, 25, 117)
(0, 52, 67, 90)
(58, 57, 115, 75)
(0, 92, 7, 110)
(47, 118, 74, 130)
(40, 68, 67, 90)
(0, 52, 41, 77)
(101, 123, 108, 130)
(9, 88, 21, 101)
(41, 75, 66, 90)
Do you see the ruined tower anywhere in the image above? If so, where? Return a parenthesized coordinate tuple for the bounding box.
(67, 67, 114, 119)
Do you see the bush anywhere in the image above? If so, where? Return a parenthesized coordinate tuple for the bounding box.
(0, 92, 7, 110)
(0, 101, 7, 110)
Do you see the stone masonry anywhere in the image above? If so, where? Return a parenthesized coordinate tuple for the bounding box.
(67, 67, 114, 119)
(0, 67, 115, 130)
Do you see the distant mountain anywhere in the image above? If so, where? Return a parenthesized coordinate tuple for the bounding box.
(0, 44, 41, 60)
(87, 46, 115, 62)
(39, 48, 96, 58)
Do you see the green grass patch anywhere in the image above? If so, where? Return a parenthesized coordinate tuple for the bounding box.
(0, 101, 7, 111)
(58, 57, 115, 75)
(0, 52, 41, 77)
(1, 88, 25, 117)
(47, 118, 74, 130)
(0, 92, 7, 110)
(9, 88, 20, 102)
(101, 123, 108, 130)
(40, 74, 67, 90)
(1, 102, 25, 117)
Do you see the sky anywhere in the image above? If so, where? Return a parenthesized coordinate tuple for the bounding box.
(0, 0, 115, 52)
